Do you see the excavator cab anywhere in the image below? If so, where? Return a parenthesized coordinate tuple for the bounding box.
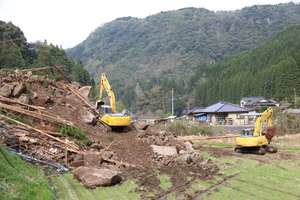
(98, 105, 112, 118)
(240, 128, 254, 136)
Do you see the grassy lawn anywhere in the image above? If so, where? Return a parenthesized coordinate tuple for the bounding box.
(51, 173, 140, 200)
(199, 158, 300, 200)
(0, 147, 55, 200)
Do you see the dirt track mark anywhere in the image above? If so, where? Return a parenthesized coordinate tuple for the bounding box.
(235, 178, 300, 198)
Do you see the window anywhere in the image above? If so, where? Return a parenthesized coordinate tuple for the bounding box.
(237, 114, 244, 119)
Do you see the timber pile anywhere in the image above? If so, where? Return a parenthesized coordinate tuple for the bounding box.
(0, 68, 93, 165)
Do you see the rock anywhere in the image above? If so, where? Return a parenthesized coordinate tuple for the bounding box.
(84, 152, 101, 167)
(71, 82, 80, 89)
(146, 135, 155, 144)
(70, 160, 85, 168)
(0, 84, 14, 97)
(26, 71, 32, 77)
(33, 96, 51, 105)
(150, 145, 178, 156)
(190, 152, 203, 164)
(200, 158, 211, 166)
(100, 151, 113, 160)
(32, 92, 38, 99)
(74, 154, 84, 162)
(74, 167, 122, 188)
(136, 130, 146, 138)
(145, 126, 160, 135)
(154, 137, 165, 146)
(91, 144, 103, 150)
(17, 95, 30, 104)
(12, 82, 26, 97)
(78, 86, 91, 99)
(82, 110, 97, 125)
(133, 121, 149, 130)
(158, 131, 166, 139)
(184, 141, 194, 152)
(175, 154, 192, 165)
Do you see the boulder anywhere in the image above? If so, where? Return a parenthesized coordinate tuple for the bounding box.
(100, 150, 113, 160)
(17, 95, 30, 104)
(133, 121, 149, 130)
(82, 110, 97, 125)
(0, 84, 14, 97)
(184, 141, 194, 152)
(71, 82, 80, 89)
(78, 86, 91, 100)
(12, 82, 26, 97)
(70, 160, 84, 168)
(84, 152, 101, 167)
(74, 167, 122, 188)
(145, 126, 159, 135)
(150, 145, 177, 156)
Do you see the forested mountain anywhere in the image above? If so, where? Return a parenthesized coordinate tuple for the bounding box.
(191, 24, 300, 106)
(0, 21, 94, 87)
(66, 3, 300, 115)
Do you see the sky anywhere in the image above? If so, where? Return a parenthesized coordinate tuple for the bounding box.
(0, 0, 298, 49)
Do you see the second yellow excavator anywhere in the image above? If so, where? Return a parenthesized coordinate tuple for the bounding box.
(235, 107, 277, 155)
(95, 73, 131, 132)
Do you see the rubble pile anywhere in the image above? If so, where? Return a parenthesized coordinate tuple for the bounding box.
(0, 68, 220, 197)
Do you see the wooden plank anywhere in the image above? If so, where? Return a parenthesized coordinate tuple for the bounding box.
(0, 113, 82, 153)
(62, 83, 99, 115)
(179, 134, 241, 141)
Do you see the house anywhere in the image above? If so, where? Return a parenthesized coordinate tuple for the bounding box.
(186, 107, 206, 123)
(285, 109, 300, 118)
(202, 101, 251, 125)
(240, 97, 279, 109)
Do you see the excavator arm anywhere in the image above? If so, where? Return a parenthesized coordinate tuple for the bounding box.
(253, 107, 273, 136)
(96, 73, 116, 114)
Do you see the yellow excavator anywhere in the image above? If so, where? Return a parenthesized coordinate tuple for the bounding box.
(95, 73, 131, 132)
(235, 107, 277, 155)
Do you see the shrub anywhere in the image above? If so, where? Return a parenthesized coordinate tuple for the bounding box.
(157, 120, 212, 136)
(58, 125, 86, 139)
(275, 112, 300, 135)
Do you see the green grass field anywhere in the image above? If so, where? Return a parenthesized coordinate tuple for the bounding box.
(0, 147, 55, 200)
(2, 144, 299, 200)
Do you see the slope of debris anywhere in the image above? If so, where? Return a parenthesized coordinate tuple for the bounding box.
(0, 69, 220, 199)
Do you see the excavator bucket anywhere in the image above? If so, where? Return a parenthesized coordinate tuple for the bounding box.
(96, 100, 105, 110)
(264, 126, 277, 142)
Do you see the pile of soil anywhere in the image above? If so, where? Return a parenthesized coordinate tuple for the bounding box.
(0, 69, 221, 199)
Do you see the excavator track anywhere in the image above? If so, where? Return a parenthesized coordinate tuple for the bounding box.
(97, 120, 112, 132)
(235, 144, 277, 155)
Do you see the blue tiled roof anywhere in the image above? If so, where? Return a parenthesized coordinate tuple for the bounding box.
(203, 101, 250, 113)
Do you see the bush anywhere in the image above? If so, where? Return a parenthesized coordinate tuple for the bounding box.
(157, 120, 212, 136)
(58, 125, 86, 139)
(275, 112, 300, 135)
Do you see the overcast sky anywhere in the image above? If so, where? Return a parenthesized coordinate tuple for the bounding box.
(0, 0, 298, 49)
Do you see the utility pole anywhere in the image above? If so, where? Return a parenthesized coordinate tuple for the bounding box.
(171, 88, 174, 116)
(294, 87, 297, 106)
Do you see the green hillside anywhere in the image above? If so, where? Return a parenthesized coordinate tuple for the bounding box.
(66, 3, 300, 115)
(0, 21, 94, 88)
(191, 24, 300, 106)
